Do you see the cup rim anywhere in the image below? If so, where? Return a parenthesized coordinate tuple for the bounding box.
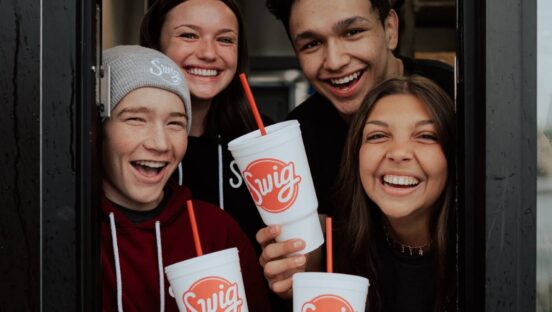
(164, 247, 239, 279)
(293, 272, 370, 288)
(228, 120, 300, 150)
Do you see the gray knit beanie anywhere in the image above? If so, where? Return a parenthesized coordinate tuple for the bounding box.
(102, 45, 191, 132)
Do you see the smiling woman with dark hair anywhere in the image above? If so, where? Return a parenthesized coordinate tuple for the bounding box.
(256, 75, 456, 312)
(140, 0, 272, 257)
(334, 75, 457, 312)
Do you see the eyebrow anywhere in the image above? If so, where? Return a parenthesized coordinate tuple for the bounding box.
(293, 31, 317, 45)
(365, 120, 435, 127)
(333, 16, 370, 33)
(293, 16, 370, 44)
(365, 120, 388, 127)
(169, 112, 188, 119)
(117, 107, 188, 119)
(117, 106, 150, 117)
(174, 24, 237, 35)
(415, 120, 435, 127)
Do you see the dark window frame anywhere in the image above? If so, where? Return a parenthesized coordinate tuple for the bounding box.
(0, 0, 537, 310)
(458, 0, 536, 310)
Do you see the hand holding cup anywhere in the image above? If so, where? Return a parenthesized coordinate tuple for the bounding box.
(256, 225, 308, 298)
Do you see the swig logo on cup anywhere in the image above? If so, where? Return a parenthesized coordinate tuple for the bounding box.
(149, 58, 182, 85)
(182, 276, 243, 312)
(243, 158, 302, 213)
(301, 295, 355, 312)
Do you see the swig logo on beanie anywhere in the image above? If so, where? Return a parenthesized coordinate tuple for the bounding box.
(101, 45, 192, 131)
(150, 58, 182, 85)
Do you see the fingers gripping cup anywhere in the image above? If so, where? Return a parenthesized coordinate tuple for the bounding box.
(228, 120, 324, 254)
(165, 248, 248, 312)
(293, 272, 370, 312)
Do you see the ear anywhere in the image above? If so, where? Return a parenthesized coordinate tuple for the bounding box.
(384, 9, 399, 51)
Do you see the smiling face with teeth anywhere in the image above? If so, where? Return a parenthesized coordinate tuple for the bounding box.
(102, 87, 188, 211)
(358, 94, 447, 226)
(289, 0, 401, 117)
(160, 0, 239, 105)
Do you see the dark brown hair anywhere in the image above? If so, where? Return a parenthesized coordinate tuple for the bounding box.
(140, 0, 257, 141)
(265, 0, 392, 36)
(335, 75, 456, 311)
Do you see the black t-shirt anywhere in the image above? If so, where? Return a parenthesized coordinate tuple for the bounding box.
(400, 56, 455, 99)
(287, 93, 347, 216)
(286, 56, 454, 217)
(181, 135, 266, 255)
(112, 186, 172, 224)
(377, 231, 436, 312)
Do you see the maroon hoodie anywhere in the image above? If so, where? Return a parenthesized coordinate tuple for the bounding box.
(101, 180, 271, 312)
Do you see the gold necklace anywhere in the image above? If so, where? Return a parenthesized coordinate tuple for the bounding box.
(383, 229, 432, 257)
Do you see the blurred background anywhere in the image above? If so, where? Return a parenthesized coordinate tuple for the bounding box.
(537, 0, 552, 310)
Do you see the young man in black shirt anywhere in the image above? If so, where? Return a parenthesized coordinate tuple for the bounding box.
(256, 0, 454, 306)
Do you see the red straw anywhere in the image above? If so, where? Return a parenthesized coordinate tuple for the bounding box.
(239, 73, 267, 136)
(326, 217, 333, 273)
(186, 200, 203, 256)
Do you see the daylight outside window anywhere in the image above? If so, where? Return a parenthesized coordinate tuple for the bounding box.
(537, 0, 552, 311)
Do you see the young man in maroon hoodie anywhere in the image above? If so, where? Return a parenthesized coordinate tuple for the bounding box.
(100, 45, 270, 312)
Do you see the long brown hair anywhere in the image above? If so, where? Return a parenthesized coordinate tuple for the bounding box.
(335, 75, 456, 311)
(140, 0, 257, 142)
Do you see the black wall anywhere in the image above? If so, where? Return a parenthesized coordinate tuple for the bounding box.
(1, 1, 97, 311)
(42, 1, 79, 310)
(0, 1, 41, 310)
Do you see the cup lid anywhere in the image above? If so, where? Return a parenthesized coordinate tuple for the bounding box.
(293, 272, 370, 291)
(227, 120, 301, 156)
(164, 247, 239, 280)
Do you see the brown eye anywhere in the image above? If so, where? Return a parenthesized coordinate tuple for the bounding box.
(218, 37, 237, 44)
(365, 132, 388, 142)
(417, 133, 439, 143)
(125, 117, 145, 125)
(168, 121, 185, 128)
(301, 40, 321, 51)
(179, 33, 198, 39)
(367, 134, 384, 140)
(344, 29, 364, 37)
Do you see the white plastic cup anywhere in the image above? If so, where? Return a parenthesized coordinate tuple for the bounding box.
(293, 272, 370, 312)
(228, 120, 324, 254)
(165, 248, 248, 312)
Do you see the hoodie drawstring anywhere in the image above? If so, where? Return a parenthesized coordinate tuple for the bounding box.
(108, 213, 165, 312)
(109, 212, 124, 312)
(155, 221, 165, 312)
(217, 138, 224, 210)
(177, 162, 183, 186)
(181, 137, 224, 209)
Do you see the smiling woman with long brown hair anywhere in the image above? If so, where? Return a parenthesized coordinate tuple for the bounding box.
(140, 0, 271, 257)
(335, 75, 456, 312)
